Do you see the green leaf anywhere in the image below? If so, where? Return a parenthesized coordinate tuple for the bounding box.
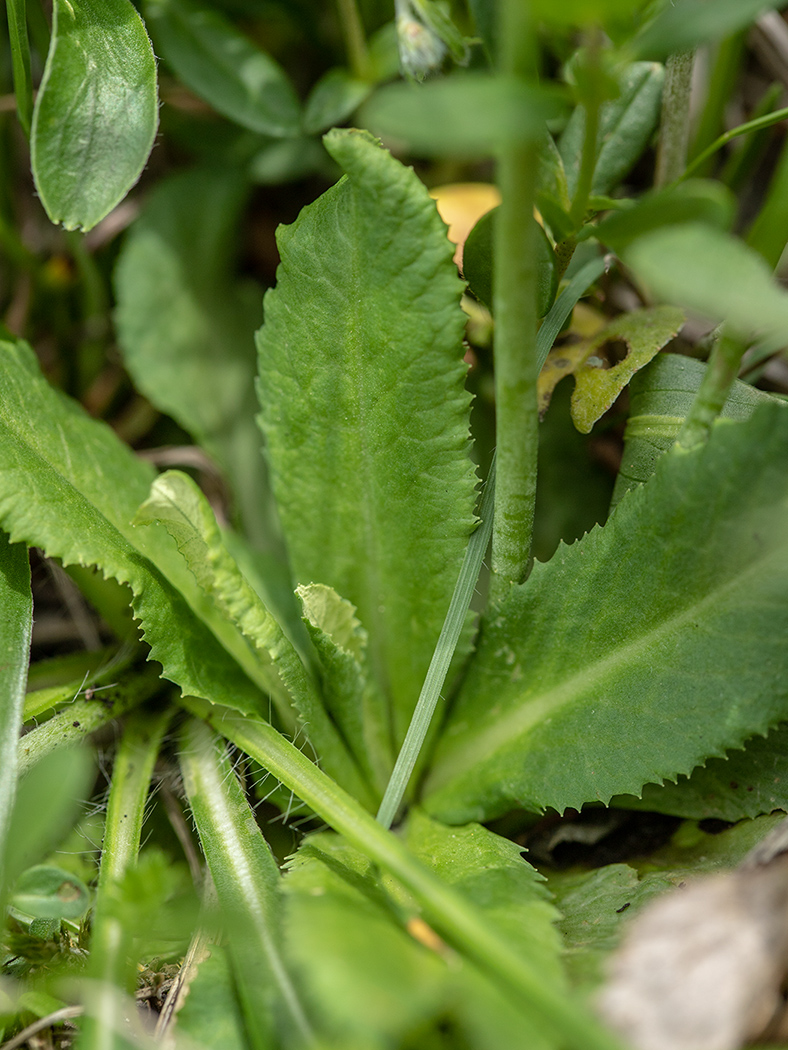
(144, 0, 300, 136)
(30, 0, 158, 232)
(174, 948, 249, 1050)
(6, 0, 33, 136)
(3, 748, 94, 897)
(530, 0, 643, 24)
(304, 69, 371, 135)
(633, 0, 785, 61)
(297, 583, 392, 792)
(533, 380, 615, 564)
(613, 721, 788, 821)
(404, 809, 563, 979)
(623, 224, 788, 343)
(537, 306, 685, 433)
(376, 461, 495, 829)
(188, 699, 618, 1050)
(0, 340, 266, 718)
(362, 75, 564, 157)
(424, 403, 788, 822)
(536, 129, 573, 238)
(257, 128, 478, 746)
(283, 832, 448, 1045)
(0, 533, 31, 886)
(463, 208, 557, 317)
(548, 864, 675, 991)
(560, 62, 663, 198)
(114, 166, 274, 550)
(283, 812, 564, 1048)
(535, 817, 786, 991)
(592, 180, 735, 253)
(179, 717, 313, 1047)
(79, 707, 172, 1050)
(135, 470, 372, 802)
(12, 865, 90, 920)
(612, 353, 780, 505)
(248, 136, 329, 185)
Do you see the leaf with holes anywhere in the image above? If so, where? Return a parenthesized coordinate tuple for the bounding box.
(537, 306, 685, 433)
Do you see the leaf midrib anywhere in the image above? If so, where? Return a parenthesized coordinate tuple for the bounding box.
(426, 539, 787, 794)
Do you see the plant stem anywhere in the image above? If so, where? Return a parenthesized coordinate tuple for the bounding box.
(376, 456, 496, 830)
(336, 0, 369, 79)
(183, 698, 622, 1050)
(655, 50, 695, 188)
(568, 31, 604, 228)
(5, 0, 33, 138)
(490, 0, 538, 601)
(179, 718, 315, 1047)
(76, 706, 171, 1050)
(676, 330, 746, 451)
(17, 664, 164, 776)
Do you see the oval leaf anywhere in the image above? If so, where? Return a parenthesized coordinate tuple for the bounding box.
(363, 75, 563, 157)
(624, 223, 788, 343)
(145, 0, 300, 137)
(13, 865, 90, 920)
(30, 0, 158, 232)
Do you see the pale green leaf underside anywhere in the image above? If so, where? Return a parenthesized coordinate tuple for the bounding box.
(31, 0, 158, 231)
(136, 471, 371, 802)
(284, 832, 448, 1044)
(283, 813, 563, 1047)
(624, 223, 788, 343)
(0, 533, 31, 875)
(297, 583, 392, 791)
(424, 404, 788, 822)
(114, 167, 273, 549)
(404, 809, 563, 980)
(0, 341, 265, 716)
(257, 127, 477, 745)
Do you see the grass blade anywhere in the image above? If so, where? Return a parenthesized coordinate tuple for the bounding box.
(5, 0, 33, 137)
(376, 457, 496, 829)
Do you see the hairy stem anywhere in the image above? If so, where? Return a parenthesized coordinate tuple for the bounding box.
(76, 706, 171, 1050)
(183, 698, 621, 1050)
(17, 664, 164, 777)
(179, 718, 315, 1047)
(655, 50, 695, 188)
(0, 536, 31, 891)
(490, 0, 538, 600)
